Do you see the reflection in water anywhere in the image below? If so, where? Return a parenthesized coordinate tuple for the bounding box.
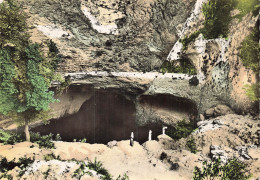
(32, 90, 162, 144)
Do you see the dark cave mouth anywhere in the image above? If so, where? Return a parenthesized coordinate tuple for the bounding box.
(32, 89, 197, 144)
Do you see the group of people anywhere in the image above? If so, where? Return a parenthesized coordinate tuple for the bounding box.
(130, 126, 168, 146)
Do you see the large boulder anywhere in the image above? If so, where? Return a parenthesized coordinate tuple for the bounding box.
(204, 104, 234, 119)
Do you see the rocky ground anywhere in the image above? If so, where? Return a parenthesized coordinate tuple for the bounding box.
(1, 114, 259, 180)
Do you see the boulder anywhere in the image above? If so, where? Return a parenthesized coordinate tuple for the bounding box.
(204, 105, 233, 119)
(210, 145, 228, 163)
(205, 108, 215, 118)
(199, 114, 205, 121)
(214, 105, 233, 117)
(189, 76, 199, 86)
(107, 140, 117, 148)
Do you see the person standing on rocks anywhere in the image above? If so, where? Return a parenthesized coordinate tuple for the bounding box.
(130, 132, 134, 146)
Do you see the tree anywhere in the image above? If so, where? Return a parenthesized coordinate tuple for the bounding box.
(0, 0, 57, 141)
(0, 0, 29, 48)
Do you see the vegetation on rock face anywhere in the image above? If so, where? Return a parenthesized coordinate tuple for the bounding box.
(186, 137, 197, 154)
(180, 0, 236, 48)
(165, 119, 196, 140)
(240, 26, 260, 74)
(202, 0, 236, 39)
(0, 0, 62, 142)
(160, 59, 196, 75)
(243, 83, 260, 102)
(180, 30, 202, 51)
(235, 0, 260, 18)
(193, 158, 252, 180)
(180, 0, 259, 48)
(202, 0, 259, 39)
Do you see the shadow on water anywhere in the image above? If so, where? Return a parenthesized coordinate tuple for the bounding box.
(32, 89, 163, 144)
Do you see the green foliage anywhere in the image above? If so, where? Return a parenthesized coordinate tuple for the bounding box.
(243, 84, 260, 102)
(44, 153, 61, 161)
(47, 40, 59, 55)
(0, 130, 11, 143)
(47, 40, 62, 71)
(0, 130, 58, 148)
(0, 157, 34, 179)
(30, 132, 55, 149)
(72, 158, 112, 180)
(116, 173, 129, 180)
(180, 30, 202, 50)
(160, 60, 196, 75)
(193, 158, 252, 180)
(0, 0, 29, 48)
(80, 138, 87, 143)
(186, 137, 197, 154)
(72, 138, 87, 143)
(0, 49, 18, 115)
(43, 167, 51, 179)
(202, 0, 236, 39)
(179, 0, 259, 52)
(0, 130, 23, 145)
(56, 75, 71, 95)
(25, 44, 56, 112)
(55, 133, 62, 141)
(235, 0, 259, 18)
(240, 28, 259, 74)
(166, 119, 196, 140)
(0, 0, 63, 141)
(88, 158, 112, 180)
(73, 163, 92, 179)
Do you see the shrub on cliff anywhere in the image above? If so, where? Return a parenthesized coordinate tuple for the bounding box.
(243, 83, 260, 102)
(202, 0, 236, 39)
(186, 137, 197, 154)
(180, 0, 259, 47)
(236, 0, 260, 18)
(240, 27, 259, 74)
(160, 59, 196, 75)
(193, 158, 252, 180)
(166, 119, 195, 140)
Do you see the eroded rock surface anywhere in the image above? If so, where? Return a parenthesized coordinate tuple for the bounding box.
(23, 0, 196, 72)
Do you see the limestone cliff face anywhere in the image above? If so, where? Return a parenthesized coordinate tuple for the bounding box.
(0, 0, 258, 131)
(170, 5, 259, 114)
(23, 0, 196, 73)
(22, 0, 258, 115)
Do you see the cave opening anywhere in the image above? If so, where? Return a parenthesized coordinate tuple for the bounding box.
(32, 89, 163, 144)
